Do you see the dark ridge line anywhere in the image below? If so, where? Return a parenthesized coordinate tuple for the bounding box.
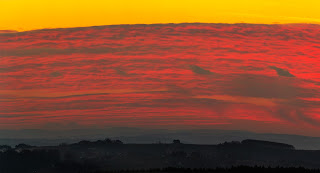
(1, 22, 320, 35)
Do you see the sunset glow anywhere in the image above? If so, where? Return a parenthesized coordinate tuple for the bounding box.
(1, 0, 320, 31)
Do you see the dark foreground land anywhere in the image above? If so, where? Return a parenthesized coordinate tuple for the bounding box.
(1, 139, 320, 173)
(97, 167, 320, 173)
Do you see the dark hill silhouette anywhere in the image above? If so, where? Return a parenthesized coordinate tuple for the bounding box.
(1, 139, 320, 173)
(241, 139, 295, 150)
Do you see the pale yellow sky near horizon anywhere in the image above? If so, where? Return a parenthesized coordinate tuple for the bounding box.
(1, 0, 320, 31)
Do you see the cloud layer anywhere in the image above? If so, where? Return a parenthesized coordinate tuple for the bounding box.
(0, 24, 319, 136)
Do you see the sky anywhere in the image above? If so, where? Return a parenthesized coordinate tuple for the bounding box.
(0, 1, 320, 137)
(1, 24, 320, 136)
(1, 0, 320, 31)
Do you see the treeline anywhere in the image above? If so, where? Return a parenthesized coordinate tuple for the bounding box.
(68, 138, 123, 146)
(0, 139, 318, 173)
(0, 138, 123, 148)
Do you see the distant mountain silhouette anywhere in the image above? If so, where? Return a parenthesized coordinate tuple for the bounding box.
(1, 128, 320, 150)
(241, 139, 295, 150)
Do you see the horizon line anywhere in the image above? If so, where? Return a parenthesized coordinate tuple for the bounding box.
(1, 127, 320, 138)
(1, 22, 320, 34)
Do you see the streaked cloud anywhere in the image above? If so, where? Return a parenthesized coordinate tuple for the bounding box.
(193, 95, 286, 107)
(0, 88, 168, 98)
(0, 24, 319, 136)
